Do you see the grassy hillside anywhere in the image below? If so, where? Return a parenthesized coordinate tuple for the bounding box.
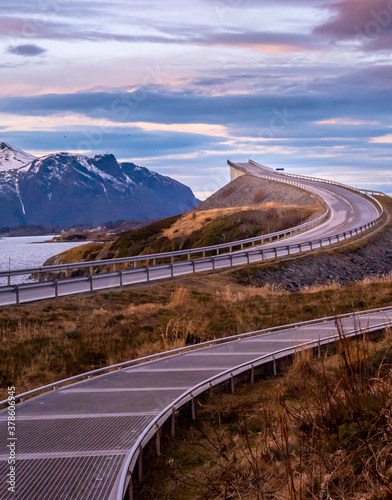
(43, 203, 319, 267)
(139, 329, 392, 499)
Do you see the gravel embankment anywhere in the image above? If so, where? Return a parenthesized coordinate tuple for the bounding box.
(195, 175, 322, 210)
(235, 224, 392, 291)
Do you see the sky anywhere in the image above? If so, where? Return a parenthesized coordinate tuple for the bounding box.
(0, 0, 392, 199)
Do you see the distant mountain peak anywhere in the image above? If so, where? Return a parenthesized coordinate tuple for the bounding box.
(0, 144, 200, 227)
(0, 142, 36, 172)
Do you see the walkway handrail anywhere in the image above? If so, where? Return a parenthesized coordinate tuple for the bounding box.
(115, 313, 392, 499)
(2, 304, 392, 408)
(0, 173, 331, 280)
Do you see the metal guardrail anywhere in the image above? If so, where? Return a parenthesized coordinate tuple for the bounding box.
(0, 214, 383, 307)
(0, 164, 385, 305)
(0, 172, 331, 284)
(116, 312, 392, 499)
(247, 160, 388, 197)
(0, 191, 384, 306)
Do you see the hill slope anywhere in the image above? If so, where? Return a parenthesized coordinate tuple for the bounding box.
(196, 174, 318, 210)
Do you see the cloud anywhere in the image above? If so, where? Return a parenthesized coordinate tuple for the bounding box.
(314, 0, 392, 51)
(7, 44, 46, 56)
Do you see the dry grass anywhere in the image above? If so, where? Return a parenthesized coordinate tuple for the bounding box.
(162, 207, 251, 240)
(2, 269, 392, 400)
(162, 203, 321, 241)
(139, 328, 392, 500)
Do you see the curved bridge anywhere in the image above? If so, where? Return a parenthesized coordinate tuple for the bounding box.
(0, 161, 385, 307)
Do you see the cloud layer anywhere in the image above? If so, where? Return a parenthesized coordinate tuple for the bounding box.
(0, 0, 391, 196)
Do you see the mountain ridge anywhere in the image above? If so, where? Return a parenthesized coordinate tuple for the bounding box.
(0, 143, 199, 227)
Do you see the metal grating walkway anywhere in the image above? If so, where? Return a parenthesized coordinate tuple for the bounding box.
(1, 309, 392, 499)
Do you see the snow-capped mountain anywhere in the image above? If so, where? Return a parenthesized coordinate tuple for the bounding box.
(0, 145, 200, 227)
(0, 143, 36, 172)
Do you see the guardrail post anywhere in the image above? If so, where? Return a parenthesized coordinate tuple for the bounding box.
(89, 267, 93, 276)
(202, 251, 206, 258)
(318, 337, 321, 359)
(230, 374, 235, 393)
(146, 267, 150, 282)
(216, 249, 219, 256)
(246, 252, 250, 264)
(7, 276, 11, 287)
(119, 271, 123, 287)
(212, 258, 215, 270)
(250, 365, 254, 384)
(155, 425, 161, 456)
(310, 241, 313, 251)
(65, 269, 68, 278)
(229, 246, 232, 253)
(89, 276, 93, 292)
(230, 255, 233, 267)
(187, 253, 191, 261)
(15, 285, 20, 306)
(273, 357, 277, 376)
(241, 244, 244, 250)
(274, 248, 277, 259)
(171, 408, 176, 437)
(153, 258, 156, 266)
(170, 264, 174, 278)
(126, 473, 134, 500)
(54, 279, 58, 299)
(192, 260, 196, 273)
(138, 446, 143, 481)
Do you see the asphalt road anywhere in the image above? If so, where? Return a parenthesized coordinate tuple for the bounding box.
(0, 162, 380, 307)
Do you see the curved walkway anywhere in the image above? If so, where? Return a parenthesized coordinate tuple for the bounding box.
(1, 307, 392, 499)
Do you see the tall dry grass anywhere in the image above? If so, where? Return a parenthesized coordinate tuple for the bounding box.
(139, 327, 392, 500)
(2, 272, 392, 399)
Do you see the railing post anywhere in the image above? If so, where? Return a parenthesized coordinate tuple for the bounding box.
(171, 408, 176, 437)
(138, 446, 143, 481)
(89, 275, 93, 292)
(54, 279, 58, 299)
(192, 260, 196, 273)
(119, 271, 123, 287)
(187, 253, 191, 261)
(212, 258, 215, 270)
(230, 374, 235, 393)
(250, 365, 254, 384)
(7, 276, 11, 287)
(15, 285, 20, 306)
(127, 473, 134, 500)
(273, 357, 277, 376)
(146, 267, 150, 282)
(246, 252, 250, 264)
(155, 425, 161, 456)
(170, 264, 174, 278)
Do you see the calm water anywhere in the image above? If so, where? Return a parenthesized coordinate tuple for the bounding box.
(0, 236, 88, 285)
